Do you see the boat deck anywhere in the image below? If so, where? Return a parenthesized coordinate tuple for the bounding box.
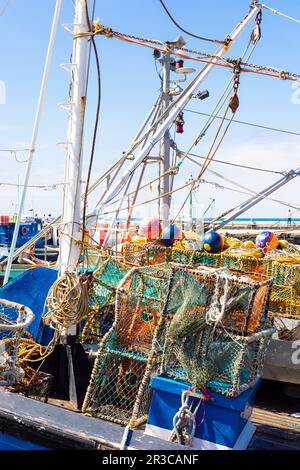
(1, 379, 300, 450)
(249, 381, 300, 450)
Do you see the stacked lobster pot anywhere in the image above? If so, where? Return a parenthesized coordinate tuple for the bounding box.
(269, 260, 300, 320)
(145, 265, 275, 450)
(81, 258, 129, 344)
(123, 241, 172, 267)
(83, 263, 275, 450)
(160, 266, 275, 397)
(82, 265, 174, 427)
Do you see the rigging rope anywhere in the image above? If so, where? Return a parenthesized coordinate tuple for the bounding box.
(209, 176, 300, 226)
(172, 88, 239, 223)
(75, 21, 300, 83)
(101, 122, 288, 214)
(102, 179, 196, 216)
(183, 151, 284, 175)
(184, 109, 300, 138)
(207, 166, 300, 211)
(100, 165, 299, 219)
(262, 3, 300, 25)
(80, 15, 300, 216)
(0, 182, 64, 190)
(187, 155, 300, 212)
(0, 148, 30, 152)
(196, 177, 300, 213)
(82, 0, 100, 240)
(177, 37, 258, 170)
(106, 59, 245, 216)
(158, 0, 226, 45)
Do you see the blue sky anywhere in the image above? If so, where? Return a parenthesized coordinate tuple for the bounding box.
(0, 0, 300, 221)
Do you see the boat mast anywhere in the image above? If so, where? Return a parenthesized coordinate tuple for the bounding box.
(3, 0, 62, 285)
(89, 2, 261, 222)
(159, 53, 171, 228)
(59, 0, 90, 274)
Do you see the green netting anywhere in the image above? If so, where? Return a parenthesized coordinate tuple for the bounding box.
(272, 261, 300, 288)
(83, 264, 273, 424)
(171, 249, 204, 266)
(171, 248, 224, 268)
(81, 259, 129, 344)
(83, 265, 173, 426)
(93, 258, 129, 306)
(161, 324, 273, 397)
(165, 266, 272, 335)
(83, 350, 153, 426)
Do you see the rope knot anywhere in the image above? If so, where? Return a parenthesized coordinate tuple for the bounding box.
(279, 70, 288, 80)
(93, 19, 114, 38)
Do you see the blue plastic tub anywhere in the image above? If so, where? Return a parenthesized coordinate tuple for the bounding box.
(145, 376, 260, 450)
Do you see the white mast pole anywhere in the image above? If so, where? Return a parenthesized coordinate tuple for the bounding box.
(159, 53, 171, 229)
(90, 3, 260, 221)
(3, 0, 62, 285)
(59, 0, 90, 274)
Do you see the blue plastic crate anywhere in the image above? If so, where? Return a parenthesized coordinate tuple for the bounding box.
(145, 376, 260, 450)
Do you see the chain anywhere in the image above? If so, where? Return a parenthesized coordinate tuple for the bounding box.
(114, 30, 165, 48)
(229, 59, 242, 113)
(233, 59, 242, 92)
(76, 20, 300, 82)
(169, 390, 197, 446)
(256, 9, 263, 26)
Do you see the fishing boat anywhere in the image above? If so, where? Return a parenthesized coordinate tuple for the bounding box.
(0, 0, 299, 452)
(0, 216, 58, 285)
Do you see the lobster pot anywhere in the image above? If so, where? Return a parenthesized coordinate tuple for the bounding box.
(113, 266, 172, 355)
(80, 304, 115, 345)
(269, 284, 300, 319)
(161, 324, 274, 398)
(81, 258, 129, 345)
(171, 249, 205, 266)
(84, 264, 273, 424)
(271, 261, 300, 289)
(83, 265, 174, 425)
(222, 254, 271, 277)
(123, 242, 171, 267)
(93, 258, 129, 307)
(166, 266, 273, 335)
(81, 245, 107, 272)
(8, 367, 53, 403)
(172, 249, 224, 268)
(0, 300, 34, 386)
(83, 349, 154, 427)
(269, 261, 300, 319)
